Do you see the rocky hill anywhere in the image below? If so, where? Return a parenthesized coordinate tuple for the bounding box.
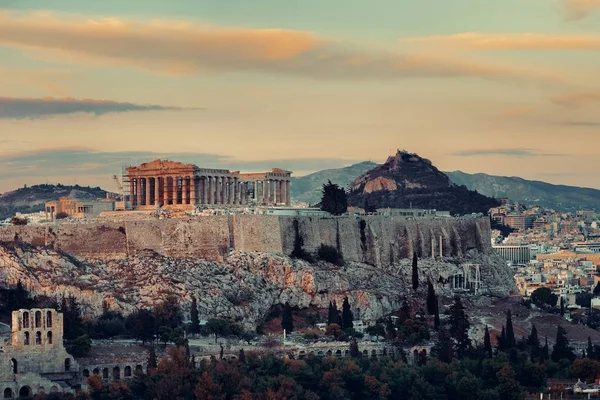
(0, 241, 514, 329)
(0, 184, 108, 220)
(347, 151, 499, 215)
(446, 171, 600, 212)
(290, 161, 377, 205)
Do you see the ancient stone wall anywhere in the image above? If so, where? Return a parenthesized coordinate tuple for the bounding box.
(0, 216, 491, 267)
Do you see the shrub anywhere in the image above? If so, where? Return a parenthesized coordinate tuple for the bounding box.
(11, 216, 27, 226)
(317, 244, 344, 266)
(55, 211, 69, 219)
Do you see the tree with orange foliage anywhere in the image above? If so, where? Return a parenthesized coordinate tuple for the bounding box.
(195, 371, 225, 400)
(325, 323, 342, 339)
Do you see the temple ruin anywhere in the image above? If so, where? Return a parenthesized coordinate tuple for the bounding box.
(125, 159, 292, 210)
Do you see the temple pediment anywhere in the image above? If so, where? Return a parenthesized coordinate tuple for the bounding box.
(127, 159, 195, 173)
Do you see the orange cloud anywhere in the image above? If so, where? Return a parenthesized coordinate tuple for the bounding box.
(551, 91, 600, 107)
(560, 0, 600, 20)
(401, 32, 600, 50)
(0, 11, 565, 84)
(496, 106, 535, 118)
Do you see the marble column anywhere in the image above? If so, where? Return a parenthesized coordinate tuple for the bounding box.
(171, 176, 176, 205)
(190, 176, 196, 206)
(154, 177, 160, 206)
(203, 177, 208, 205)
(129, 179, 135, 206)
(276, 180, 283, 204)
(143, 178, 149, 206)
(135, 178, 142, 207)
(215, 177, 222, 205)
(286, 180, 291, 206)
(269, 179, 275, 204)
(240, 182, 246, 205)
(233, 178, 239, 205)
(207, 176, 214, 205)
(163, 177, 169, 205)
(262, 180, 268, 205)
(182, 177, 188, 205)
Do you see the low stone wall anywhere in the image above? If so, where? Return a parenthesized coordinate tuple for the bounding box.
(0, 215, 491, 267)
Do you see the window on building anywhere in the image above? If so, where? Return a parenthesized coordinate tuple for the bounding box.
(35, 331, 41, 345)
(35, 311, 41, 328)
(64, 358, 71, 372)
(46, 311, 52, 328)
(24, 332, 29, 345)
(47, 331, 52, 344)
(22, 312, 29, 329)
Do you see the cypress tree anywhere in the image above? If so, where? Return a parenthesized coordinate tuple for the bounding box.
(560, 297, 565, 316)
(190, 295, 200, 335)
(341, 297, 354, 329)
(542, 336, 549, 361)
(148, 347, 157, 370)
(433, 296, 440, 331)
(528, 325, 540, 361)
(281, 302, 294, 333)
(412, 253, 419, 291)
(506, 310, 515, 349)
(349, 339, 360, 358)
(327, 301, 335, 325)
(239, 348, 246, 364)
(551, 325, 575, 362)
(448, 297, 470, 358)
(426, 280, 436, 315)
(497, 326, 507, 353)
(385, 317, 396, 340)
(483, 326, 492, 358)
(588, 337, 594, 359)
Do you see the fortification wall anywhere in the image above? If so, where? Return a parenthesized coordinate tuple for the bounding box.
(0, 216, 491, 267)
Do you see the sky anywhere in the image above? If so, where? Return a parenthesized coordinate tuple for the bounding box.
(0, 0, 599, 193)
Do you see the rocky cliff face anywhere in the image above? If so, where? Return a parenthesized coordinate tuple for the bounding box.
(0, 241, 514, 329)
(347, 150, 500, 215)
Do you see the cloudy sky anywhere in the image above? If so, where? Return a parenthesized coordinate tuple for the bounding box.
(0, 0, 599, 193)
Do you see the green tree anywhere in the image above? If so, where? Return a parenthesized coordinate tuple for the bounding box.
(542, 336, 549, 361)
(190, 295, 200, 335)
(588, 336, 595, 360)
(147, 347, 157, 370)
(528, 325, 540, 361)
(412, 253, 419, 292)
(530, 287, 558, 308)
(365, 324, 385, 341)
(206, 318, 231, 343)
(320, 180, 348, 215)
(551, 325, 575, 362)
(483, 326, 493, 359)
(69, 334, 91, 357)
(281, 302, 294, 334)
(341, 297, 353, 329)
(433, 296, 440, 331)
(127, 308, 156, 344)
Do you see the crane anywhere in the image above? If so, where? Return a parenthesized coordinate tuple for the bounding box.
(113, 175, 124, 199)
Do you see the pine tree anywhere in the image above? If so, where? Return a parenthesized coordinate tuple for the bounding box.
(320, 181, 348, 215)
(551, 325, 575, 362)
(588, 337, 594, 359)
(281, 302, 294, 333)
(190, 295, 200, 335)
(239, 348, 246, 364)
(432, 328, 453, 363)
(426, 280, 436, 315)
(412, 253, 419, 291)
(341, 297, 354, 329)
(483, 326, 492, 358)
(505, 310, 516, 349)
(560, 297, 565, 316)
(594, 283, 600, 297)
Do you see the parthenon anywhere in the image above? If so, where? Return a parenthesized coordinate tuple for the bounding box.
(125, 159, 292, 209)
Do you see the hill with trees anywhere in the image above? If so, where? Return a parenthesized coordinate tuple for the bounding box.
(0, 184, 108, 220)
(347, 150, 499, 215)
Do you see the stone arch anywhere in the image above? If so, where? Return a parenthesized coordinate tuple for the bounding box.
(344, 350, 349, 357)
(112, 366, 120, 380)
(35, 331, 41, 345)
(326, 350, 332, 357)
(82, 369, 90, 377)
(317, 351, 324, 357)
(46, 311, 52, 328)
(18, 386, 31, 398)
(64, 358, 71, 372)
(23, 332, 29, 345)
(22, 312, 29, 329)
(35, 311, 41, 328)
(124, 366, 132, 378)
(362, 350, 368, 357)
(37, 387, 45, 395)
(93, 368, 100, 375)
(371, 349, 377, 358)
(135, 365, 142, 375)
(3, 388, 12, 399)
(102, 368, 108, 379)
(335, 350, 342, 358)
(47, 331, 52, 344)
(50, 386, 58, 394)
(11, 358, 17, 374)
